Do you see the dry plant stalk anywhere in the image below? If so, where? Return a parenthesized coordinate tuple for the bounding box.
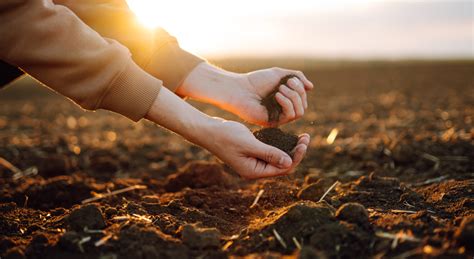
(0, 156, 38, 181)
(95, 233, 113, 247)
(319, 181, 340, 202)
(376, 231, 420, 249)
(272, 229, 287, 249)
(326, 128, 339, 144)
(222, 241, 233, 251)
(292, 237, 302, 249)
(82, 185, 147, 204)
(112, 214, 152, 223)
(390, 209, 418, 214)
(250, 189, 264, 209)
(410, 175, 448, 187)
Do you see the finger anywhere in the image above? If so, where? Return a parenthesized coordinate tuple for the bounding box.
(253, 141, 292, 169)
(279, 85, 304, 119)
(278, 68, 314, 90)
(247, 160, 291, 179)
(294, 71, 314, 90)
(298, 133, 310, 146)
(275, 92, 295, 122)
(287, 77, 308, 109)
(289, 144, 307, 170)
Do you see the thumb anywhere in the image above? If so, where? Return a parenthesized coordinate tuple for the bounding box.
(253, 142, 293, 169)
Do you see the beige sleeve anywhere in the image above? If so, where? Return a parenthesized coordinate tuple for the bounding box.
(54, 0, 205, 91)
(0, 0, 161, 121)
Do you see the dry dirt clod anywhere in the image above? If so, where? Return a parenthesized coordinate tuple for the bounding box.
(253, 128, 298, 156)
(66, 204, 106, 232)
(58, 231, 84, 252)
(335, 203, 369, 225)
(165, 161, 236, 192)
(261, 74, 297, 123)
(181, 224, 221, 249)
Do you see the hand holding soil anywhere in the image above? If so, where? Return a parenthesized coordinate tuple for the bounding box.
(253, 75, 305, 158)
(180, 64, 313, 127)
(203, 120, 309, 179)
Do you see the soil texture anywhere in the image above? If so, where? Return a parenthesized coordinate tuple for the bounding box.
(0, 61, 473, 258)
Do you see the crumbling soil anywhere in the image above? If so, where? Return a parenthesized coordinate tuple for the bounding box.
(0, 61, 473, 258)
(261, 74, 297, 123)
(253, 127, 298, 155)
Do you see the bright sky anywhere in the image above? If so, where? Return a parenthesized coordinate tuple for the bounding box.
(127, 0, 473, 59)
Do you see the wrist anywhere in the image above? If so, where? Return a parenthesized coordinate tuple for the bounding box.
(145, 87, 219, 147)
(177, 62, 245, 108)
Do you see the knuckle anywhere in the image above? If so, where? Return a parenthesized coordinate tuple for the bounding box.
(290, 91, 299, 99)
(265, 149, 275, 163)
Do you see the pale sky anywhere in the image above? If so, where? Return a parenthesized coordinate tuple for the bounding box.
(128, 0, 474, 58)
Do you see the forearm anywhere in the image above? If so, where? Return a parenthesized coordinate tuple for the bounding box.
(145, 87, 218, 147)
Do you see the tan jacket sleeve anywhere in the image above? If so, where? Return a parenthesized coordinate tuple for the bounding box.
(0, 0, 161, 121)
(54, 0, 205, 91)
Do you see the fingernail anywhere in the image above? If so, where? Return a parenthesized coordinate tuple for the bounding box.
(279, 156, 292, 168)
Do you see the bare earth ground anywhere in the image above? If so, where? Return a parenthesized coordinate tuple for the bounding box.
(0, 60, 473, 259)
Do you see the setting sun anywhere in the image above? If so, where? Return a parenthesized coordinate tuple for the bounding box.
(126, 0, 473, 58)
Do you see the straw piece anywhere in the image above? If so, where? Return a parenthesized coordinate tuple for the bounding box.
(250, 189, 264, 209)
(273, 229, 287, 249)
(82, 185, 147, 204)
(319, 181, 340, 202)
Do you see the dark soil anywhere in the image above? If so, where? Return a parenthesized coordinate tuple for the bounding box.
(0, 60, 473, 258)
(261, 74, 297, 123)
(253, 127, 298, 155)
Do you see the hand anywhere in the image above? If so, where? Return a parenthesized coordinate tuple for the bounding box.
(145, 87, 310, 179)
(235, 67, 314, 126)
(203, 119, 310, 179)
(177, 63, 314, 126)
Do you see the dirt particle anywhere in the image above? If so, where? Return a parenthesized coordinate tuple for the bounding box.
(181, 224, 221, 249)
(254, 128, 298, 156)
(66, 204, 106, 231)
(335, 203, 369, 225)
(261, 74, 297, 123)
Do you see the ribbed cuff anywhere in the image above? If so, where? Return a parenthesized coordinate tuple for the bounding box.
(145, 38, 205, 92)
(98, 60, 161, 122)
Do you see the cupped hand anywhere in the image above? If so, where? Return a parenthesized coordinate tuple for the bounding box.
(204, 119, 310, 179)
(231, 67, 314, 126)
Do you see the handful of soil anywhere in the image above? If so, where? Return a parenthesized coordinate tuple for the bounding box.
(254, 127, 298, 156)
(254, 75, 299, 156)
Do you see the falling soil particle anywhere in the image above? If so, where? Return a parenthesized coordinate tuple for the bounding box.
(253, 127, 298, 156)
(261, 74, 297, 123)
